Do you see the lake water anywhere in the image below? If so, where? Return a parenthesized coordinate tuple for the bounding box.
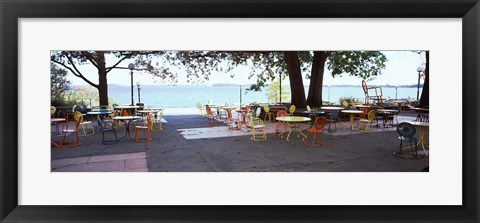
(107, 85, 421, 108)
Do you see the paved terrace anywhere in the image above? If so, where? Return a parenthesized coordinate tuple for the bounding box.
(51, 112, 429, 172)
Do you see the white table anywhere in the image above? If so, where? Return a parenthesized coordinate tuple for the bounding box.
(276, 116, 311, 142)
(341, 110, 363, 130)
(113, 116, 142, 140)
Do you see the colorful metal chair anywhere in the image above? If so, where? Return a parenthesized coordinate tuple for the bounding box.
(152, 110, 164, 131)
(59, 114, 82, 148)
(249, 112, 266, 141)
(394, 122, 418, 158)
(74, 111, 94, 136)
(135, 114, 152, 142)
(263, 105, 274, 122)
(226, 108, 241, 130)
(362, 80, 384, 108)
(288, 104, 296, 116)
(304, 117, 327, 147)
(196, 102, 205, 116)
(97, 117, 118, 144)
(205, 105, 218, 126)
(358, 110, 376, 131)
(326, 110, 339, 132)
(50, 106, 56, 118)
(275, 110, 288, 135)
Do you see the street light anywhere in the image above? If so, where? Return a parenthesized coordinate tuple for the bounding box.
(416, 66, 424, 102)
(277, 67, 283, 105)
(136, 81, 141, 103)
(128, 63, 135, 106)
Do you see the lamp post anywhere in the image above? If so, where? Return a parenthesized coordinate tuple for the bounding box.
(128, 63, 135, 106)
(277, 67, 283, 105)
(136, 81, 141, 103)
(416, 66, 423, 102)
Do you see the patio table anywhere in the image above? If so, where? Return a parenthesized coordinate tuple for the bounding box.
(113, 116, 142, 141)
(341, 110, 363, 130)
(408, 121, 429, 157)
(275, 116, 311, 143)
(51, 118, 66, 148)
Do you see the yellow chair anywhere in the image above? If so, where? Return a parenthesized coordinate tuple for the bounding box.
(263, 105, 274, 122)
(74, 111, 94, 136)
(249, 112, 266, 141)
(196, 102, 205, 116)
(359, 110, 376, 131)
(288, 105, 296, 116)
(135, 114, 152, 142)
(342, 101, 349, 108)
(51, 106, 56, 118)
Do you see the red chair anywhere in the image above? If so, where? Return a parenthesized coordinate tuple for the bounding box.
(304, 117, 327, 147)
(275, 110, 288, 135)
(135, 114, 152, 142)
(362, 80, 384, 108)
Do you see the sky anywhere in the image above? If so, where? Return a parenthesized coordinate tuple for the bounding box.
(63, 51, 426, 87)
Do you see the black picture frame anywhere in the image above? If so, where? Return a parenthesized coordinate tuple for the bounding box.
(1, 0, 478, 222)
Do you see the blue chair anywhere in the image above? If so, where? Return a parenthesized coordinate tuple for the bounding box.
(327, 110, 339, 132)
(97, 118, 119, 144)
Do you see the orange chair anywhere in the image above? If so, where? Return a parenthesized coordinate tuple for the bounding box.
(275, 110, 288, 135)
(59, 113, 82, 148)
(304, 117, 327, 147)
(226, 108, 241, 130)
(135, 114, 152, 142)
(205, 105, 218, 126)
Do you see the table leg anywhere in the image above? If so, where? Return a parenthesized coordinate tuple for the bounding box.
(417, 127, 429, 156)
(348, 114, 355, 130)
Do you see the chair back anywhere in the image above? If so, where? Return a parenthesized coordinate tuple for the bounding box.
(73, 111, 83, 123)
(264, 105, 270, 113)
(306, 105, 311, 112)
(367, 110, 376, 121)
(314, 117, 327, 130)
(51, 106, 56, 117)
(342, 101, 349, 107)
(289, 105, 296, 115)
(276, 110, 288, 117)
(121, 110, 129, 116)
(397, 122, 416, 137)
(418, 114, 429, 122)
(206, 106, 213, 116)
(362, 80, 369, 95)
(330, 110, 339, 120)
(255, 107, 261, 118)
(196, 102, 202, 109)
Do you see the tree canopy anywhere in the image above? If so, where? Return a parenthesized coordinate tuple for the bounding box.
(51, 50, 387, 107)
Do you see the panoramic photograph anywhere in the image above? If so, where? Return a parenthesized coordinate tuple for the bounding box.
(50, 50, 429, 172)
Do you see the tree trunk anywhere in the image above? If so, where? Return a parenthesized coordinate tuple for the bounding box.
(419, 51, 429, 108)
(96, 52, 109, 106)
(307, 51, 330, 107)
(284, 51, 307, 108)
